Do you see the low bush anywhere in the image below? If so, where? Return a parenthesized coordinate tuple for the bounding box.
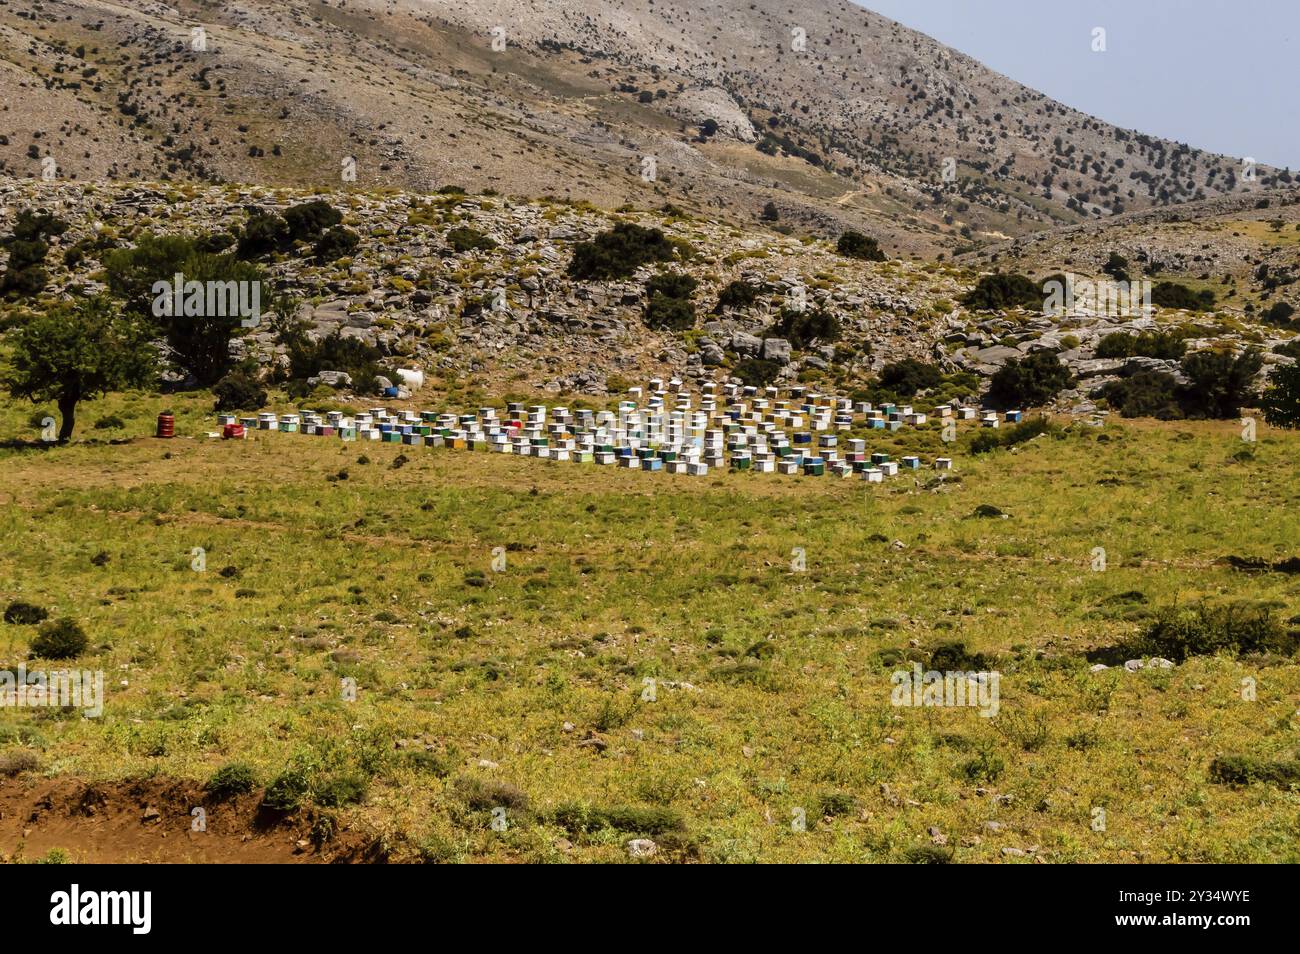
(205, 763, 258, 800)
(643, 273, 697, 331)
(1094, 329, 1189, 360)
(961, 273, 1042, 311)
(212, 370, 267, 412)
(4, 601, 48, 625)
(873, 359, 942, 399)
(835, 230, 886, 261)
(714, 279, 758, 312)
(767, 307, 840, 350)
(551, 803, 686, 835)
(567, 223, 683, 280)
(30, 617, 88, 660)
(260, 766, 312, 813)
(985, 352, 1072, 409)
(1209, 754, 1300, 787)
(446, 226, 497, 254)
(967, 415, 1059, 454)
(733, 358, 781, 388)
(1125, 602, 1295, 662)
(1151, 281, 1215, 312)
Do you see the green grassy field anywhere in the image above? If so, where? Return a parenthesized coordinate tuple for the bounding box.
(1, 390, 1298, 862)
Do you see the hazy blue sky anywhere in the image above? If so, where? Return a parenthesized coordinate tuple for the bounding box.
(858, 0, 1297, 169)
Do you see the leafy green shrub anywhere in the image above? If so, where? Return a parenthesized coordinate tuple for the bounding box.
(903, 844, 954, 864)
(1095, 329, 1188, 360)
(314, 226, 360, 262)
(1177, 348, 1262, 419)
(835, 230, 886, 261)
(1209, 754, 1300, 787)
(961, 273, 1042, 311)
(1127, 602, 1295, 662)
(283, 200, 343, 243)
(715, 279, 758, 312)
(961, 749, 1005, 783)
(236, 210, 291, 259)
(404, 750, 451, 776)
(645, 273, 697, 302)
(567, 223, 682, 280)
(1098, 370, 1184, 419)
(985, 352, 1072, 409)
(643, 272, 698, 331)
(817, 792, 858, 818)
(260, 767, 312, 813)
(1102, 252, 1130, 282)
(285, 330, 393, 395)
(979, 416, 1057, 452)
(30, 617, 88, 660)
(928, 640, 991, 671)
(874, 359, 942, 399)
(1, 209, 69, 299)
(1260, 301, 1296, 327)
(1260, 363, 1300, 429)
(3, 601, 48, 625)
(1151, 281, 1215, 312)
(314, 772, 368, 807)
(453, 776, 530, 811)
(92, 415, 126, 430)
(205, 763, 258, 800)
(212, 370, 267, 412)
(767, 307, 840, 350)
(446, 226, 497, 253)
(733, 358, 782, 388)
(551, 804, 686, 835)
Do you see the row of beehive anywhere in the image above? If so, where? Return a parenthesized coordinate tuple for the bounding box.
(215, 383, 991, 480)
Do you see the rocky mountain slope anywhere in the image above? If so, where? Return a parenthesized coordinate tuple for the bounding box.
(4, 179, 1294, 406)
(1, 0, 1288, 257)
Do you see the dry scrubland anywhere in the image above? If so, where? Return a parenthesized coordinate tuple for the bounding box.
(1, 391, 1298, 863)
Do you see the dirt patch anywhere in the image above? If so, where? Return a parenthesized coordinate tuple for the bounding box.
(0, 776, 384, 863)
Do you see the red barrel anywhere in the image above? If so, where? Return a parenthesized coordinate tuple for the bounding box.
(222, 423, 245, 440)
(156, 412, 175, 438)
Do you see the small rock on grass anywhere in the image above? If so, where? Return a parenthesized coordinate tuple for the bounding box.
(627, 838, 658, 858)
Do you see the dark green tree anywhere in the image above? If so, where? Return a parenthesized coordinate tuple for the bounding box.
(1259, 363, 1300, 429)
(643, 273, 698, 331)
(2, 295, 156, 441)
(283, 200, 343, 243)
(568, 224, 683, 281)
(961, 273, 1042, 311)
(835, 230, 886, 261)
(314, 226, 360, 262)
(1, 209, 69, 299)
(715, 280, 758, 312)
(985, 351, 1072, 409)
(1178, 348, 1262, 419)
(236, 209, 292, 259)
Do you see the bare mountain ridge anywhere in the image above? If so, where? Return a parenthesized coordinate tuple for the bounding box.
(0, 0, 1288, 255)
